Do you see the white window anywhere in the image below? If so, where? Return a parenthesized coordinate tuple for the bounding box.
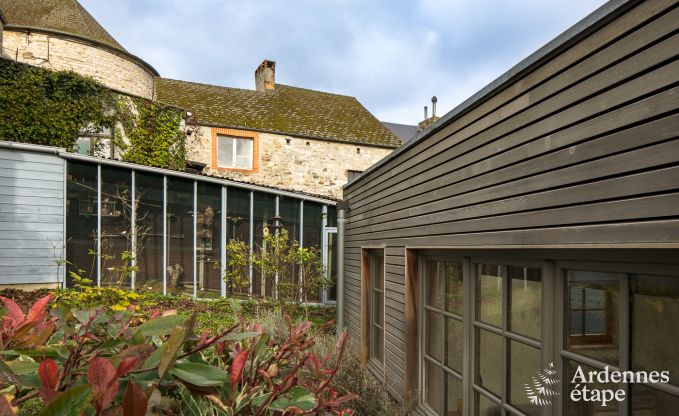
(217, 135, 253, 169)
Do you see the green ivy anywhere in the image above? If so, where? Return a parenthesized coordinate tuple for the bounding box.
(118, 97, 187, 171)
(0, 57, 187, 171)
(0, 58, 114, 149)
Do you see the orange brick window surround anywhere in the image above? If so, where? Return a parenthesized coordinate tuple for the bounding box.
(211, 127, 260, 173)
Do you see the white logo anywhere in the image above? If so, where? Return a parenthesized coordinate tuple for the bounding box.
(525, 362, 560, 406)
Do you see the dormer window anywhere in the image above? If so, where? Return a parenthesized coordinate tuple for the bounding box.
(217, 135, 253, 169)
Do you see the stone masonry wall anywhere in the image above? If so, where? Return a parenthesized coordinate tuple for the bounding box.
(2, 30, 155, 99)
(187, 126, 395, 199)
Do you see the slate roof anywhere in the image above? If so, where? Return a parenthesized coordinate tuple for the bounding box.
(382, 121, 418, 144)
(0, 0, 124, 52)
(155, 77, 402, 148)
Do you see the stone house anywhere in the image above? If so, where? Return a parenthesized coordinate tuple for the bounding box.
(0, 0, 401, 199)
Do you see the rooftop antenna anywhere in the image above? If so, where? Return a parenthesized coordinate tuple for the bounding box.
(432, 96, 438, 118)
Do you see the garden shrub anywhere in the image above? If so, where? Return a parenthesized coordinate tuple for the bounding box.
(0, 294, 355, 415)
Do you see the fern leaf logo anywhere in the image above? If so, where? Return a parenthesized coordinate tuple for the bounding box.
(525, 362, 560, 407)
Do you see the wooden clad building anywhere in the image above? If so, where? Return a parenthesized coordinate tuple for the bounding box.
(340, 0, 679, 415)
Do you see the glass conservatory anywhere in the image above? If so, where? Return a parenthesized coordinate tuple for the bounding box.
(65, 159, 338, 303)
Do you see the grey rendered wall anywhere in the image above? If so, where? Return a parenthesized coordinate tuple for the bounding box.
(0, 148, 65, 286)
(342, 0, 679, 402)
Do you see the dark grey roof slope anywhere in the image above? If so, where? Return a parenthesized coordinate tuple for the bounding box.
(155, 77, 401, 148)
(382, 121, 417, 144)
(0, 0, 124, 51)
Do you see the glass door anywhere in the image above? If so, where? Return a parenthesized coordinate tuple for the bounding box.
(322, 228, 337, 303)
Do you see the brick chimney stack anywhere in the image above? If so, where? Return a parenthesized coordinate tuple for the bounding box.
(255, 60, 276, 91)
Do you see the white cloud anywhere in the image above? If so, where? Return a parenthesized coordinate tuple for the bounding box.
(80, 0, 607, 124)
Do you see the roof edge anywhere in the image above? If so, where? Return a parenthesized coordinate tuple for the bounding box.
(344, 0, 638, 191)
(3, 25, 160, 76)
(166, 117, 401, 149)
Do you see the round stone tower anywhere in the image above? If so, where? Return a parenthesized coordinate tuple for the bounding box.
(0, 0, 158, 99)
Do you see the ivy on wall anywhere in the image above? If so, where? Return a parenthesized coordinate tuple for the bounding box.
(0, 57, 187, 171)
(117, 98, 187, 171)
(0, 57, 114, 149)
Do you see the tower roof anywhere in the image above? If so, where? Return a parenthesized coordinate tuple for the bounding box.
(0, 0, 124, 52)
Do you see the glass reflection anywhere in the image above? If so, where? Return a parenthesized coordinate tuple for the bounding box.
(196, 182, 221, 298)
(509, 341, 541, 416)
(66, 162, 98, 286)
(477, 264, 503, 327)
(226, 187, 250, 294)
(99, 167, 131, 287)
(565, 361, 620, 416)
(166, 178, 194, 296)
(509, 266, 542, 340)
(477, 328, 502, 396)
(252, 192, 276, 296)
(476, 393, 500, 416)
(425, 360, 443, 415)
(566, 270, 621, 365)
(135, 172, 164, 291)
(633, 274, 679, 386)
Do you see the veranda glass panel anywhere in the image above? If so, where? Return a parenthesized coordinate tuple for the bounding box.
(225, 187, 250, 294)
(446, 374, 463, 416)
(252, 192, 276, 296)
(425, 360, 444, 415)
(476, 393, 500, 416)
(632, 274, 679, 386)
(196, 182, 222, 298)
(278, 196, 300, 293)
(477, 328, 502, 396)
(66, 161, 98, 286)
(509, 340, 541, 416)
(509, 265, 542, 340)
(99, 166, 131, 287)
(134, 172, 163, 292)
(565, 360, 620, 416)
(477, 264, 503, 327)
(632, 384, 679, 415)
(166, 178, 194, 296)
(326, 205, 337, 227)
(566, 270, 621, 365)
(303, 202, 323, 301)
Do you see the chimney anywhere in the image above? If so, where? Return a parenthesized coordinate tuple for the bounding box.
(255, 60, 276, 91)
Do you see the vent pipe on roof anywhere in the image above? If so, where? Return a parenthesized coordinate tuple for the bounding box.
(432, 96, 438, 117)
(424, 106, 428, 120)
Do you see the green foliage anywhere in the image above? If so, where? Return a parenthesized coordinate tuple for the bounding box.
(118, 97, 187, 170)
(0, 58, 187, 171)
(226, 228, 330, 314)
(51, 287, 155, 312)
(0, 294, 355, 415)
(0, 58, 114, 149)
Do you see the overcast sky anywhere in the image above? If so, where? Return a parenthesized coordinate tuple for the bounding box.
(80, 0, 607, 125)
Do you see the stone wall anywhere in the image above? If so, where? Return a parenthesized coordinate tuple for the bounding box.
(187, 126, 395, 199)
(2, 30, 155, 99)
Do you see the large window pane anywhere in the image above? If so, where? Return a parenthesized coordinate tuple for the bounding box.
(303, 202, 322, 301)
(370, 251, 384, 364)
(217, 135, 234, 167)
(477, 264, 503, 327)
(633, 274, 679, 386)
(446, 317, 463, 373)
(196, 182, 222, 298)
(566, 270, 621, 365)
(509, 341, 541, 416)
(326, 205, 337, 228)
(477, 328, 502, 396)
(135, 172, 164, 291)
(252, 192, 276, 296)
(509, 266, 542, 340)
(100, 167, 131, 287)
(166, 178, 194, 296)
(632, 384, 679, 415)
(66, 162, 98, 287)
(447, 374, 463, 416)
(426, 260, 445, 309)
(445, 262, 464, 315)
(565, 361, 620, 416)
(476, 393, 500, 416)
(425, 360, 444, 415)
(226, 187, 250, 294)
(426, 310, 443, 362)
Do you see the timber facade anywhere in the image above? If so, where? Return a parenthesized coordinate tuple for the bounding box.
(341, 0, 679, 415)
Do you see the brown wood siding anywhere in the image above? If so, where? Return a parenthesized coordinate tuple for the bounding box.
(342, 0, 679, 403)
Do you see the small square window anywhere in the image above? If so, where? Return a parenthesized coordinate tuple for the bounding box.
(217, 135, 253, 169)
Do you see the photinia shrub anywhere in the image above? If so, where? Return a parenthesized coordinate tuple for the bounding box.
(0, 295, 355, 415)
